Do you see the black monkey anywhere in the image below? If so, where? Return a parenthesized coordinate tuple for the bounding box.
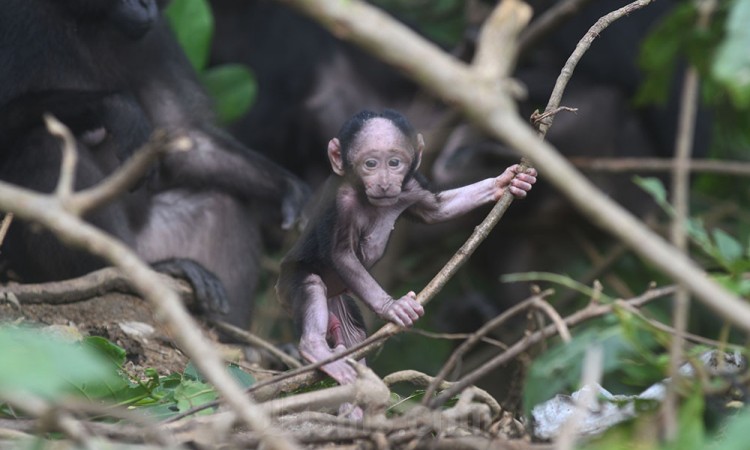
(276, 110, 536, 384)
(0, 0, 309, 327)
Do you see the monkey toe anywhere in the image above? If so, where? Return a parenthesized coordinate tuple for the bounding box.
(152, 258, 230, 315)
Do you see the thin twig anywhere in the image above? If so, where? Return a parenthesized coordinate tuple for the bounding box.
(530, 106, 578, 126)
(617, 301, 741, 350)
(209, 319, 303, 369)
(569, 157, 750, 176)
(45, 115, 77, 201)
(533, 297, 572, 343)
(69, 130, 190, 216)
(535, 0, 655, 138)
(406, 328, 507, 350)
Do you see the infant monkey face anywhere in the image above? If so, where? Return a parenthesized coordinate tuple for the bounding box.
(354, 147, 413, 206)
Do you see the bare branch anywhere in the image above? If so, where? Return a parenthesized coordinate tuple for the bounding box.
(472, 0, 533, 80)
(569, 157, 750, 176)
(44, 115, 77, 201)
(533, 297, 572, 343)
(535, 0, 655, 138)
(1, 267, 192, 305)
(68, 130, 191, 216)
(209, 319, 303, 369)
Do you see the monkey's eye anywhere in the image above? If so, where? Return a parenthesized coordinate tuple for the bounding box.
(364, 159, 378, 169)
(388, 158, 401, 168)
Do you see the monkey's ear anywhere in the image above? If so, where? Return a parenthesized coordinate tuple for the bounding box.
(328, 138, 346, 176)
(414, 133, 425, 171)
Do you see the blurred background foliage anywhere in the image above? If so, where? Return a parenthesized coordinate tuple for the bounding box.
(4, 0, 749, 447)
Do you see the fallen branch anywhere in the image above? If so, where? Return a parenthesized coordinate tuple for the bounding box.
(1, 267, 192, 306)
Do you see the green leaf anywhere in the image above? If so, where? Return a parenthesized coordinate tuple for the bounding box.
(712, 0, 750, 108)
(164, 0, 214, 71)
(183, 361, 204, 382)
(201, 65, 256, 125)
(707, 408, 750, 450)
(174, 379, 217, 414)
(712, 228, 743, 265)
(633, 176, 673, 215)
(685, 217, 714, 256)
(227, 363, 256, 389)
(712, 274, 750, 297)
(83, 336, 127, 368)
(0, 327, 119, 398)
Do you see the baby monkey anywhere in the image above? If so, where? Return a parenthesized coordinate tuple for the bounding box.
(277, 110, 536, 384)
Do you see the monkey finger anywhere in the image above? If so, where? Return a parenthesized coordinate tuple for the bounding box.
(399, 314, 415, 327)
(409, 301, 425, 317)
(511, 179, 533, 191)
(515, 173, 537, 184)
(386, 310, 407, 327)
(509, 186, 528, 198)
(405, 308, 422, 322)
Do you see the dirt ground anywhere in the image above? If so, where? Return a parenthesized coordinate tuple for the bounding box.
(1, 292, 193, 375)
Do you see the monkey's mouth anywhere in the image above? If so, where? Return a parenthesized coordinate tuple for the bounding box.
(367, 195, 399, 206)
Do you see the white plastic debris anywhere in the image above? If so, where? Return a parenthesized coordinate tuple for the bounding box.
(118, 321, 156, 340)
(531, 350, 745, 440)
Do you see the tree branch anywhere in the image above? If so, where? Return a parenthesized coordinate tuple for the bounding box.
(68, 130, 190, 216)
(535, 0, 655, 138)
(569, 156, 750, 176)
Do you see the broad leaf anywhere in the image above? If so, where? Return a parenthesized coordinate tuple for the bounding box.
(0, 327, 119, 398)
(164, 0, 214, 71)
(202, 65, 256, 125)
